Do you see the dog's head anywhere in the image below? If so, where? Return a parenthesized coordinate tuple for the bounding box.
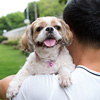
(21, 17, 73, 52)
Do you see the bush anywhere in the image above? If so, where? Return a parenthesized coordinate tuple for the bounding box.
(5, 39, 19, 46)
(0, 35, 8, 43)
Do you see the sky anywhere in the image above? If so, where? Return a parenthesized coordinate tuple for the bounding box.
(0, 0, 39, 17)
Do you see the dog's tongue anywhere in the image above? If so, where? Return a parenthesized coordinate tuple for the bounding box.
(44, 39, 56, 47)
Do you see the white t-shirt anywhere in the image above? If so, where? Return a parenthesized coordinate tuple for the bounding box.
(13, 66, 100, 100)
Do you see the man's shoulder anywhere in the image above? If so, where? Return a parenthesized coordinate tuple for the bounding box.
(13, 66, 100, 100)
(64, 66, 100, 100)
(23, 74, 59, 91)
(25, 74, 58, 83)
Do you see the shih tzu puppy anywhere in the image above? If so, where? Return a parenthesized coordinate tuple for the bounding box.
(6, 16, 75, 99)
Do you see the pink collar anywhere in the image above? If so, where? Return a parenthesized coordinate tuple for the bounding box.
(35, 52, 55, 67)
(35, 48, 61, 67)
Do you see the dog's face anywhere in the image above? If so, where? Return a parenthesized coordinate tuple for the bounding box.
(21, 17, 73, 52)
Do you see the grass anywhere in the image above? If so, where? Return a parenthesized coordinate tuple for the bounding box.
(0, 44, 26, 79)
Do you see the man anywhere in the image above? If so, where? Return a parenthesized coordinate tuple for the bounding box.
(0, 0, 100, 100)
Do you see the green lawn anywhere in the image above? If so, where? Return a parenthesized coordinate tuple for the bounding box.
(0, 45, 26, 79)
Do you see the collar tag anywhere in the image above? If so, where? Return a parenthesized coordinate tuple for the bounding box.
(49, 62, 53, 67)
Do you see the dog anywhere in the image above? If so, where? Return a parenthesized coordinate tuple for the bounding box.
(6, 16, 75, 99)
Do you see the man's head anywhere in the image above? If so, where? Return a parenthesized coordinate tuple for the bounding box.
(63, 0, 100, 48)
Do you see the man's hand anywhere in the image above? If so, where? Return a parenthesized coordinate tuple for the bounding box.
(0, 75, 15, 100)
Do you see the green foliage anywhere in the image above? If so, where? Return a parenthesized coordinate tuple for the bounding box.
(24, 2, 39, 23)
(37, 0, 66, 18)
(24, 0, 66, 23)
(0, 16, 12, 35)
(59, 0, 68, 4)
(7, 12, 25, 29)
(0, 45, 26, 79)
(5, 39, 19, 46)
(0, 35, 8, 43)
(0, 12, 25, 35)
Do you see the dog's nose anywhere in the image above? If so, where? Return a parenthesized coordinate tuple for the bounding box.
(46, 27, 54, 33)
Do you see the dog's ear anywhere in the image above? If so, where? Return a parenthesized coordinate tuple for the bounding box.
(21, 25, 34, 52)
(59, 19, 73, 46)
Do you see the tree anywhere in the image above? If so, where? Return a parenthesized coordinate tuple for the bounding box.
(0, 12, 25, 35)
(37, 0, 66, 18)
(7, 12, 25, 28)
(24, 2, 39, 23)
(59, 0, 68, 4)
(0, 16, 11, 35)
(24, 0, 66, 23)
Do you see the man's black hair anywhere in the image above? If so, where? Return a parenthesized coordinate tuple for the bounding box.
(63, 0, 100, 48)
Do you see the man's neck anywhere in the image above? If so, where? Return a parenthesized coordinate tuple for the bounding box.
(67, 39, 100, 72)
(79, 48, 100, 72)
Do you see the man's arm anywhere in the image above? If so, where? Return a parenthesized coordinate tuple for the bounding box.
(0, 75, 15, 100)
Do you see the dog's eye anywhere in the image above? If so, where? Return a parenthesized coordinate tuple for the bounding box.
(36, 27, 43, 32)
(54, 26, 61, 30)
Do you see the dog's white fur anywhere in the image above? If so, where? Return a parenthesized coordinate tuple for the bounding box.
(6, 17, 75, 99)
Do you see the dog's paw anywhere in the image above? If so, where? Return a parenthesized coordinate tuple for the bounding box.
(58, 75, 72, 88)
(6, 82, 20, 99)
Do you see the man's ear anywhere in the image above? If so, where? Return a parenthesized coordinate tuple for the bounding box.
(21, 25, 34, 52)
(59, 19, 73, 46)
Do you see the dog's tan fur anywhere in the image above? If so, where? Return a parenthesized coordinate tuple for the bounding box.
(21, 17, 73, 52)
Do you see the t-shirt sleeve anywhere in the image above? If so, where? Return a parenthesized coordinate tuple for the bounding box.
(12, 74, 65, 100)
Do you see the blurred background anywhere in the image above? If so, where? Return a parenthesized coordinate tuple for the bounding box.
(0, 0, 67, 79)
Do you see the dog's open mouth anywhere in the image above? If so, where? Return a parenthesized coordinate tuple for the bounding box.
(37, 36, 61, 48)
(43, 39, 56, 47)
